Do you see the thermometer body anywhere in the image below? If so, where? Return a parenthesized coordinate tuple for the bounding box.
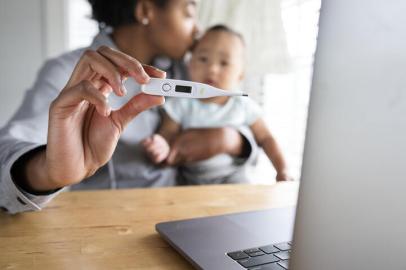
(141, 78, 247, 98)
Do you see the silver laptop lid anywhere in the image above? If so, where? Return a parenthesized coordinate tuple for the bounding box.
(291, 0, 406, 269)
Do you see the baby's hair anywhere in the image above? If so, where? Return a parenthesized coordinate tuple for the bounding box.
(205, 24, 246, 47)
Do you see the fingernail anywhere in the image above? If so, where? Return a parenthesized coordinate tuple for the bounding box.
(152, 66, 165, 73)
(146, 64, 164, 73)
(119, 78, 124, 95)
(121, 84, 127, 96)
(105, 106, 111, 117)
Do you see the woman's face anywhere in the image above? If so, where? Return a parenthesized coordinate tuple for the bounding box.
(149, 0, 199, 59)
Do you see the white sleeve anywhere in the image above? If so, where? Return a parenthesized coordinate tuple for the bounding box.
(0, 57, 72, 214)
(243, 97, 262, 125)
(0, 145, 65, 214)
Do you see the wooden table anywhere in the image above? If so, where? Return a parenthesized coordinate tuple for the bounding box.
(0, 182, 299, 270)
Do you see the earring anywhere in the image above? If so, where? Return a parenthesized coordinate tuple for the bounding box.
(141, 18, 149, 26)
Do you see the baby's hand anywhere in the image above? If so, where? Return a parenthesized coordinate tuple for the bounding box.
(276, 171, 294, 182)
(141, 134, 170, 164)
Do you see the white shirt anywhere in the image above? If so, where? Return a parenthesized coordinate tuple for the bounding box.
(164, 97, 261, 129)
(164, 97, 261, 184)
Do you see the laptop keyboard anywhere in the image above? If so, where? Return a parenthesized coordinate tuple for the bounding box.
(227, 242, 292, 269)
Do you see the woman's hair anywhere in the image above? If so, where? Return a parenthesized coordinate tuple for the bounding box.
(88, 0, 170, 28)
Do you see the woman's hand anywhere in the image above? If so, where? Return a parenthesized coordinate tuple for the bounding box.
(26, 46, 165, 191)
(166, 127, 244, 166)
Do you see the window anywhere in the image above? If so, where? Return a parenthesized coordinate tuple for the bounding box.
(67, 0, 98, 50)
(250, 0, 321, 182)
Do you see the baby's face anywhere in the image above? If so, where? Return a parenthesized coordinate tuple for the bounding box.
(188, 30, 244, 91)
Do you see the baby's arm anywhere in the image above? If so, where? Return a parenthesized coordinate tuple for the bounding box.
(158, 112, 182, 143)
(250, 118, 292, 181)
(142, 112, 181, 164)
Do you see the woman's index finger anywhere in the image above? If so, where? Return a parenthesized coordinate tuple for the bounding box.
(97, 46, 150, 84)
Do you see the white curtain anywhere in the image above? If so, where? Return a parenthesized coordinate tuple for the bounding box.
(198, 0, 321, 182)
(198, 0, 291, 76)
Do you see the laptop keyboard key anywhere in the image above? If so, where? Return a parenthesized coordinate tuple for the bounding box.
(278, 260, 289, 269)
(274, 251, 290, 260)
(244, 248, 261, 254)
(238, 254, 280, 268)
(248, 262, 285, 270)
(249, 251, 266, 257)
(274, 242, 291, 251)
(274, 243, 292, 251)
(227, 251, 249, 260)
(259, 245, 280, 254)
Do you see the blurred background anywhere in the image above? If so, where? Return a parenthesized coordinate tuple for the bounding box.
(0, 0, 320, 182)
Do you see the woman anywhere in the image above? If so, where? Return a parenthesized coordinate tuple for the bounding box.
(0, 0, 257, 214)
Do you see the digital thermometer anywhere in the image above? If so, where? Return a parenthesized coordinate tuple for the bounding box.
(141, 78, 248, 98)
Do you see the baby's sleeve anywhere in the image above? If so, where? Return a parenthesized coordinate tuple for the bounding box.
(243, 98, 263, 126)
(162, 98, 184, 124)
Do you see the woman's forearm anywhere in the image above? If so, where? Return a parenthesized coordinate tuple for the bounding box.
(220, 127, 244, 157)
(11, 148, 56, 193)
(166, 127, 247, 165)
(24, 149, 54, 191)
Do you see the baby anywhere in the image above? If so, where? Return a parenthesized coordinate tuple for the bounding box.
(142, 25, 291, 184)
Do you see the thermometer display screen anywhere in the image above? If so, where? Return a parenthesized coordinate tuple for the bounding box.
(175, 85, 192, 94)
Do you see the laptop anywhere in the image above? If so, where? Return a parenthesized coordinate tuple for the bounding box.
(156, 0, 406, 269)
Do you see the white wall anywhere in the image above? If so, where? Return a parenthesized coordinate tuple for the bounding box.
(0, 0, 66, 127)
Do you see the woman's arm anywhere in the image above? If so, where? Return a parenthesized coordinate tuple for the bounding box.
(250, 118, 291, 181)
(16, 46, 165, 192)
(166, 126, 250, 165)
(158, 112, 182, 143)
